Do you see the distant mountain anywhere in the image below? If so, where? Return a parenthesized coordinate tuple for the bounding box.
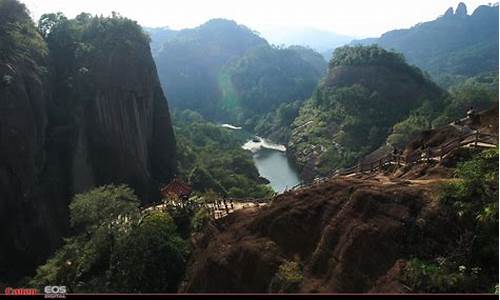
(219, 45, 325, 116)
(257, 26, 354, 53)
(351, 3, 499, 87)
(151, 19, 326, 123)
(143, 26, 178, 57)
(152, 19, 267, 118)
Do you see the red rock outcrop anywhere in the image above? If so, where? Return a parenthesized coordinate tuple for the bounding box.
(181, 177, 453, 293)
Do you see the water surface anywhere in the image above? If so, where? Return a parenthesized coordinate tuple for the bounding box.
(242, 137, 301, 193)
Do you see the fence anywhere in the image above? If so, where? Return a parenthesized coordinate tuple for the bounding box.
(288, 130, 498, 191)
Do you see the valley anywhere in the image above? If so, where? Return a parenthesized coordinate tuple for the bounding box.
(0, 0, 498, 295)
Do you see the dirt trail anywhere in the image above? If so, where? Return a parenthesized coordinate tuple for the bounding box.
(370, 174, 457, 186)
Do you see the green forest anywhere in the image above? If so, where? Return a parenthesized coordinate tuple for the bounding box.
(0, 0, 498, 295)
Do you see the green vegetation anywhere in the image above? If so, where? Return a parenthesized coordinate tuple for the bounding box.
(290, 45, 497, 174)
(387, 101, 438, 148)
(154, 19, 268, 118)
(0, 0, 47, 63)
(402, 148, 499, 293)
(270, 259, 304, 293)
(354, 3, 499, 88)
(388, 74, 498, 146)
(174, 110, 274, 198)
(152, 20, 326, 127)
(221, 45, 324, 118)
(39, 10, 150, 99)
(253, 100, 303, 143)
(30, 185, 188, 292)
(330, 45, 416, 73)
(432, 74, 498, 127)
(289, 46, 444, 173)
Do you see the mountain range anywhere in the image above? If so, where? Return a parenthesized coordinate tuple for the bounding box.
(350, 2, 499, 87)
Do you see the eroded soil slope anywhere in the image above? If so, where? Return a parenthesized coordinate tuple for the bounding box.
(181, 177, 454, 293)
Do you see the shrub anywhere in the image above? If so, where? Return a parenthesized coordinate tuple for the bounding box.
(402, 258, 481, 293)
(30, 185, 188, 293)
(109, 211, 187, 292)
(269, 259, 304, 293)
(402, 148, 499, 293)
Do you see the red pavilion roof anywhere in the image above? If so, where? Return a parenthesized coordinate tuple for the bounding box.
(160, 178, 192, 198)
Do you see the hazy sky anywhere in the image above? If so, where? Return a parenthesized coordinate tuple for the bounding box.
(20, 0, 491, 38)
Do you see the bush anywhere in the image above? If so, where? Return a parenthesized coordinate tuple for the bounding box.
(30, 185, 188, 293)
(269, 259, 304, 293)
(402, 258, 481, 293)
(402, 148, 499, 293)
(109, 211, 187, 292)
(191, 207, 212, 233)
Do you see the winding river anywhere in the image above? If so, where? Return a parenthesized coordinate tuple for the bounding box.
(242, 137, 301, 193)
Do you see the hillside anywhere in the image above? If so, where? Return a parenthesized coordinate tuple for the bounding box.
(181, 177, 449, 292)
(219, 45, 325, 121)
(153, 19, 268, 118)
(0, 0, 177, 282)
(181, 109, 499, 293)
(288, 46, 446, 177)
(151, 19, 326, 124)
(144, 27, 178, 57)
(351, 3, 499, 87)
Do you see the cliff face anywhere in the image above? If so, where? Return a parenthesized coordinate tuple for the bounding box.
(61, 22, 177, 200)
(181, 178, 451, 293)
(0, 0, 58, 281)
(0, 2, 177, 282)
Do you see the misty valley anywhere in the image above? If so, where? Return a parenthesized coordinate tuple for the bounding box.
(0, 0, 499, 295)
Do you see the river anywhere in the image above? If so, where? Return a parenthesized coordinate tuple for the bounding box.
(242, 137, 301, 193)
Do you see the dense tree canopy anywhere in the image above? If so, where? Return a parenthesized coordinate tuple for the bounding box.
(221, 45, 323, 116)
(30, 185, 187, 293)
(0, 0, 47, 62)
(174, 111, 273, 198)
(289, 45, 446, 172)
(154, 19, 268, 118)
(151, 19, 326, 126)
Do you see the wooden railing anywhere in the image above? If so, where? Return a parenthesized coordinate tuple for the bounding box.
(335, 130, 498, 177)
(288, 130, 498, 192)
(144, 130, 497, 217)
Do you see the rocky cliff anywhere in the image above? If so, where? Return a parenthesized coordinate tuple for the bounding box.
(180, 177, 451, 293)
(0, 0, 55, 281)
(0, 1, 176, 282)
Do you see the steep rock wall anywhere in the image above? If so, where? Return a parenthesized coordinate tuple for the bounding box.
(0, 3, 177, 282)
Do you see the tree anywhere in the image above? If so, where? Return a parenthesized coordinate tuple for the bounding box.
(31, 185, 188, 292)
(109, 211, 187, 292)
(69, 185, 140, 233)
(37, 12, 66, 38)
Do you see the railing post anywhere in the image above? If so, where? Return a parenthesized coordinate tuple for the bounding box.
(475, 130, 479, 148)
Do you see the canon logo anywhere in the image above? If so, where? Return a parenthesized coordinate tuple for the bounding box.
(4, 287, 39, 296)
